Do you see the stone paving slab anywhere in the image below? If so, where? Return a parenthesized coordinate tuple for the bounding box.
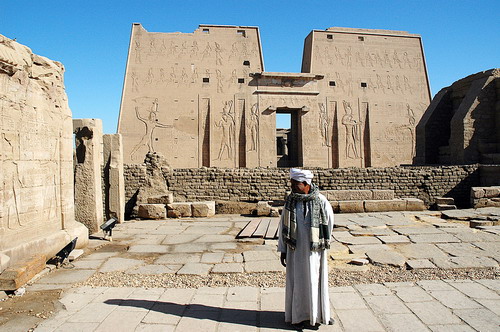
(408, 233, 461, 243)
(176, 263, 213, 275)
(30, 280, 500, 332)
(98, 258, 144, 273)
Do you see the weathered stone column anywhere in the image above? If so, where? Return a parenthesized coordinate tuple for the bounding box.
(73, 119, 104, 233)
(103, 134, 125, 223)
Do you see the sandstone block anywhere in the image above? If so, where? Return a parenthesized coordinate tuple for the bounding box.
(147, 193, 174, 205)
(338, 201, 365, 213)
(138, 204, 166, 219)
(371, 190, 395, 200)
(435, 197, 455, 205)
(329, 201, 340, 213)
(470, 220, 494, 228)
(0, 255, 46, 290)
(437, 204, 457, 211)
(471, 187, 485, 199)
(484, 187, 500, 198)
(364, 199, 406, 212)
(166, 202, 192, 217)
(403, 198, 425, 211)
(255, 201, 272, 216)
(0, 254, 11, 273)
(191, 201, 216, 217)
(326, 190, 372, 201)
(216, 201, 256, 214)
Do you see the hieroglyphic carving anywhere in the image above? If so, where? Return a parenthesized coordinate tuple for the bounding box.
(342, 100, 361, 159)
(318, 103, 330, 146)
(148, 37, 156, 56)
(228, 69, 237, 84)
(215, 100, 235, 160)
(247, 103, 259, 152)
(130, 98, 172, 160)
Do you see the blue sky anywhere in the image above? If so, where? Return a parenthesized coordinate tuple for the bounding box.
(3, 1, 499, 133)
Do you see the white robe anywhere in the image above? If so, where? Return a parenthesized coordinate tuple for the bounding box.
(277, 193, 334, 325)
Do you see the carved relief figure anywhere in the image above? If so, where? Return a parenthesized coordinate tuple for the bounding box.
(190, 41, 199, 58)
(145, 68, 154, 85)
(149, 38, 156, 55)
(403, 75, 412, 93)
(319, 103, 330, 146)
(134, 40, 142, 64)
(403, 52, 412, 68)
(214, 42, 223, 66)
(191, 68, 198, 83)
(344, 46, 352, 68)
(158, 68, 167, 84)
(169, 67, 177, 83)
(215, 100, 235, 160)
(376, 74, 385, 94)
(228, 69, 237, 84)
(365, 51, 374, 67)
(202, 42, 212, 60)
(383, 50, 392, 68)
(393, 50, 403, 68)
(342, 100, 360, 159)
(131, 72, 139, 92)
(395, 75, 402, 94)
(216, 69, 224, 93)
(247, 103, 259, 152)
(159, 40, 167, 55)
(229, 42, 238, 59)
(130, 98, 172, 160)
(240, 42, 249, 57)
(406, 103, 416, 158)
(179, 41, 188, 56)
(180, 68, 188, 84)
(168, 41, 178, 56)
(354, 51, 364, 67)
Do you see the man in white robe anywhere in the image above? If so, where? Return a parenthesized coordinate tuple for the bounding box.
(278, 168, 334, 330)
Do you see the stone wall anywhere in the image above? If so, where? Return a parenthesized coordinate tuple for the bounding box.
(0, 35, 88, 274)
(123, 164, 480, 218)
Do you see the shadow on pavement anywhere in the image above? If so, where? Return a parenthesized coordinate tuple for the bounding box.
(105, 299, 296, 330)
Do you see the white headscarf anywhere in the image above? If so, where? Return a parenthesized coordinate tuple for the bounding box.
(290, 168, 313, 185)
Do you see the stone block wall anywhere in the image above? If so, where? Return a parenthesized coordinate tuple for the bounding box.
(123, 164, 480, 218)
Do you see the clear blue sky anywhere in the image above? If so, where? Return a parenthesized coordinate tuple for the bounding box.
(3, 0, 499, 133)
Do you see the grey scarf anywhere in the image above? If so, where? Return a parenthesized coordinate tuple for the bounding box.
(282, 184, 330, 251)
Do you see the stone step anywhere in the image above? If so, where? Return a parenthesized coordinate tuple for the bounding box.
(435, 197, 455, 205)
(0, 255, 46, 291)
(437, 204, 457, 211)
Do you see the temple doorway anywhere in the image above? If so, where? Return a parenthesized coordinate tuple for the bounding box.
(276, 108, 302, 167)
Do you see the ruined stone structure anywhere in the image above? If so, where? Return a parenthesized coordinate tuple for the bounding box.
(118, 24, 431, 168)
(0, 35, 88, 276)
(123, 164, 481, 217)
(416, 69, 500, 165)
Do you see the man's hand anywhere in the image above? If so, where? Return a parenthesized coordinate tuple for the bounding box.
(280, 252, 286, 267)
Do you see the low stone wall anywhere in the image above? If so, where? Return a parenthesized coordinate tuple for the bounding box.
(123, 164, 480, 218)
(471, 186, 500, 208)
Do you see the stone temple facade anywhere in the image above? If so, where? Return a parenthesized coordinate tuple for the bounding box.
(118, 24, 431, 168)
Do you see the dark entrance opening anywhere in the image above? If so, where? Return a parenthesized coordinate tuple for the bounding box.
(276, 108, 302, 167)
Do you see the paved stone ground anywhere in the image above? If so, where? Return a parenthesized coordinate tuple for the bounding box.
(1, 208, 499, 331)
(31, 279, 500, 331)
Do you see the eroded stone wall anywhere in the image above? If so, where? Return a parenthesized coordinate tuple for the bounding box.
(123, 164, 480, 218)
(0, 34, 88, 272)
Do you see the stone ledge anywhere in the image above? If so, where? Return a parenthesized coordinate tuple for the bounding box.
(0, 255, 46, 290)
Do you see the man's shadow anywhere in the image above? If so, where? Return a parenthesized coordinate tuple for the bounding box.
(105, 299, 296, 330)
